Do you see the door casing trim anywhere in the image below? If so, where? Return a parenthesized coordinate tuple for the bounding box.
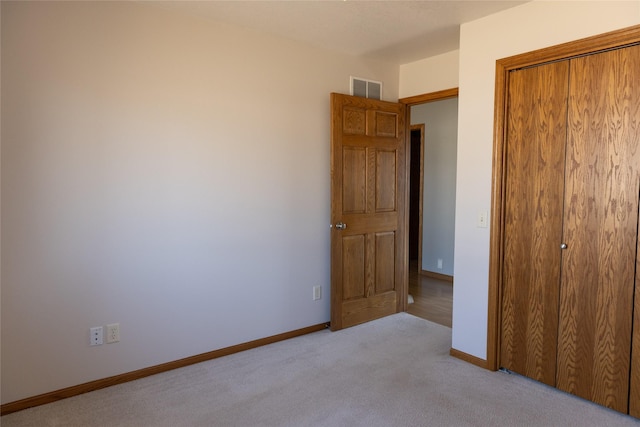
(400, 88, 458, 320)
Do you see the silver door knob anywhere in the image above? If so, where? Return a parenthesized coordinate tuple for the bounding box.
(560, 243, 568, 249)
(335, 222, 347, 230)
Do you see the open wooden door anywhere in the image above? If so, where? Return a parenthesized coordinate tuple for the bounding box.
(330, 93, 407, 331)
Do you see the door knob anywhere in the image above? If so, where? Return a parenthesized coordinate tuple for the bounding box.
(335, 222, 347, 230)
(560, 243, 568, 249)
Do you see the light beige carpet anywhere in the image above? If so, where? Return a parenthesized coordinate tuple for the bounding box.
(3, 313, 638, 426)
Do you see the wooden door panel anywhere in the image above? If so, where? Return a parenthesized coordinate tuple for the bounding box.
(375, 150, 397, 212)
(373, 111, 398, 137)
(331, 93, 406, 330)
(343, 107, 366, 134)
(632, 234, 640, 418)
(342, 235, 366, 300)
(375, 232, 396, 293)
(342, 147, 366, 214)
(624, 44, 640, 419)
(500, 61, 569, 386)
(556, 45, 640, 413)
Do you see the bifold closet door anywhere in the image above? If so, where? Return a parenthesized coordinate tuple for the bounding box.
(500, 61, 569, 386)
(556, 44, 640, 414)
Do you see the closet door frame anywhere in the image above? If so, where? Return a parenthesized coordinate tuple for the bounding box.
(487, 24, 640, 372)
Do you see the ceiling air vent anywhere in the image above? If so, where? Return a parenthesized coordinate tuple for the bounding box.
(350, 76, 382, 100)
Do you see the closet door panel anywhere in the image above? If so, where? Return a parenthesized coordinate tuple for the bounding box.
(500, 61, 569, 386)
(557, 45, 640, 413)
(627, 44, 640, 418)
(632, 233, 640, 418)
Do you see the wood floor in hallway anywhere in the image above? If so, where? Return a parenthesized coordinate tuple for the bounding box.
(407, 266, 453, 328)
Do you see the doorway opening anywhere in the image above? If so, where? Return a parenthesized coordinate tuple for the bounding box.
(401, 89, 458, 328)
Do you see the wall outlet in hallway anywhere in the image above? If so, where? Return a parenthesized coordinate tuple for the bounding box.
(313, 285, 322, 301)
(437, 259, 443, 270)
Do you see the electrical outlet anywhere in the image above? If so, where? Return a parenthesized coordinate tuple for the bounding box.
(478, 210, 489, 228)
(106, 323, 120, 343)
(313, 285, 322, 301)
(437, 258, 443, 269)
(90, 327, 103, 346)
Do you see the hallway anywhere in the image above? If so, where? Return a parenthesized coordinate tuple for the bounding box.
(407, 267, 453, 328)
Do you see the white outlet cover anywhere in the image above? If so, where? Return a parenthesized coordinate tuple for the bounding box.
(106, 323, 120, 343)
(478, 211, 489, 228)
(90, 326, 103, 346)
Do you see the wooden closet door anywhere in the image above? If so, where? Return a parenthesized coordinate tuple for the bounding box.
(500, 61, 569, 386)
(556, 44, 640, 413)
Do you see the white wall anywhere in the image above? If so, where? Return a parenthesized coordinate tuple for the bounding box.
(401, 47, 460, 278)
(399, 50, 459, 98)
(0, 1, 399, 403)
(410, 99, 458, 276)
(453, 0, 640, 359)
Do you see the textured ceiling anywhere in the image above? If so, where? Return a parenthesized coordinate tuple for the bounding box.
(155, 1, 530, 64)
